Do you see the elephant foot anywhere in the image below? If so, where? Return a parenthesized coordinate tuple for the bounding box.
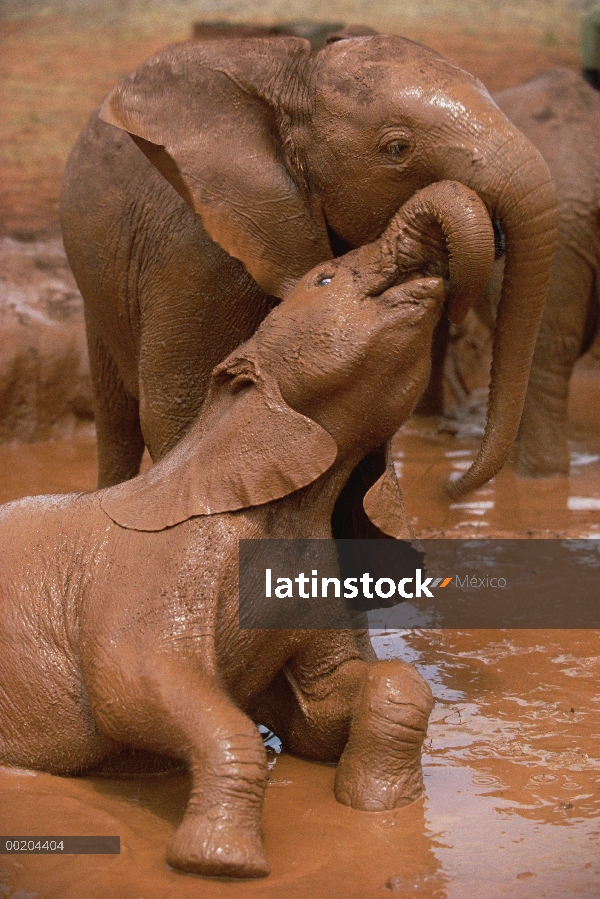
(335, 758, 425, 810)
(334, 660, 433, 811)
(517, 415, 570, 478)
(166, 810, 270, 879)
(516, 449, 569, 478)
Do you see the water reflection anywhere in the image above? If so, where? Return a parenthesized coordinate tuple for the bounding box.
(375, 629, 600, 896)
(394, 416, 600, 537)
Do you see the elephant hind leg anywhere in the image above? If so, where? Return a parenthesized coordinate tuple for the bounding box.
(87, 331, 145, 488)
(517, 248, 595, 477)
(90, 654, 270, 878)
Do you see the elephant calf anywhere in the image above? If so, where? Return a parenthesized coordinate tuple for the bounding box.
(0, 183, 494, 878)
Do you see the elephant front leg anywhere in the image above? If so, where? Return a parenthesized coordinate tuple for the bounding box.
(87, 331, 145, 488)
(255, 651, 433, 809)
(90, 655, 270, 878)
(335, 660, 433, 810)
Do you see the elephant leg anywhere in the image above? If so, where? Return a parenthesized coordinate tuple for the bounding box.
(135, 223, 278, 464)
(517, 247, 594, 476)
(414, 316, 449, 416)
(138, 338, 209, 463)
(334, 660, 433, 810)
(87, 331, 145, 488)
(253, 652, 433, 808)
(89, 654, 270, 878)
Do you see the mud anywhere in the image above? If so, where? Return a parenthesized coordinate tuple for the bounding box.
(0, 365, 599, 898)
(0, 237, 93, 442)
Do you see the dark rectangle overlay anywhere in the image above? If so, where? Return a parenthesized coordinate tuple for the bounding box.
(0, 837, 120, 854)
(238, 539, 600, 629)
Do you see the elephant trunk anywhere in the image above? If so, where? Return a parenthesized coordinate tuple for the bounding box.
(448, 136, 559, 497)
(372, 181, 496, 324)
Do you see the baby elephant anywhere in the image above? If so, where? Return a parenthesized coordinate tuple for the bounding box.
(0, 182, 494, 878)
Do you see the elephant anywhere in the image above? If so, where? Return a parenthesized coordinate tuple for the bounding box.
(423, 68, 600, 475)
(60, 33, 558, 503)
(488, 69, 600, 476)
(0, 183, 495, 878)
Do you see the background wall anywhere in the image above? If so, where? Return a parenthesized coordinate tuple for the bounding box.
(0, 0, 588, 237)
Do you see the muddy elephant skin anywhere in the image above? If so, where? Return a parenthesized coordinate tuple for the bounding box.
(60, 33, 558, 499)
(484, 69, 600, 476)
(0, 186, 494, 879)
(426, 70, 600, 476)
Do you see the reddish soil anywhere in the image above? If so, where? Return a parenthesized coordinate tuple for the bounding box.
(0, 14, 580, 237)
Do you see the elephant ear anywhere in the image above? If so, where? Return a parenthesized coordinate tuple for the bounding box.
(362, 442, 413, 539)
(100, 357, 338, 531)
(98, 40, 332, 298)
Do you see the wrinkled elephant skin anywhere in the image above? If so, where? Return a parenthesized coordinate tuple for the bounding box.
(487, 69, 600, 476)
(60, 33, 557, 500)
(0, 185, 495, 878)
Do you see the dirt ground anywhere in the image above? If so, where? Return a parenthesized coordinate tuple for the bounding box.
(0, 6, 583, 237)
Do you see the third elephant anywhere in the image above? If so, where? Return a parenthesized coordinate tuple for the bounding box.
(489, 69, 600, 476)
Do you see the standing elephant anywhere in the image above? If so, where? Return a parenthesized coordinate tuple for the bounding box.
(0, 184, 494, 878)
(487, 69, 600, 476)
(60, 34, 558, 500)
(422, 69, 599, 476)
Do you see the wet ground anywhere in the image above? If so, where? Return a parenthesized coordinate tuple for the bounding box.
(396, 366, 600, 539)
(0, 367, 599, 898)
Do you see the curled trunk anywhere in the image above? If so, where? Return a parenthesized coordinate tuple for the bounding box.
(372, 180, 496, 324)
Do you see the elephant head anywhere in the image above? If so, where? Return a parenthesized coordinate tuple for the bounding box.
(101, 181, 494, 534)
(99, 34, 558, 496)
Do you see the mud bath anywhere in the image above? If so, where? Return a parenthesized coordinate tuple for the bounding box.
(0, 366, 598, 898)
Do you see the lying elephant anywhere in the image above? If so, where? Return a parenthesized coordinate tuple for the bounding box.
(61, 33, 557, 500)
(0, 183, 494, 878)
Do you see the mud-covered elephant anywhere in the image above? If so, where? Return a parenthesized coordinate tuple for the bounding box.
(0, 185, 494, 878)
(422, 70, 599, 476)
(60, 33, 557, 499)
(485, 69, 600, 476)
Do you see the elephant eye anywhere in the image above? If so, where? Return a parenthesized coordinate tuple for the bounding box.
(385, 141, 410, 160)
(317, 275, 333, 286)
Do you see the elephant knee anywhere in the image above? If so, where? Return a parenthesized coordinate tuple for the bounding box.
(334, 661, 433, 810)
(363, 661, 433, 749)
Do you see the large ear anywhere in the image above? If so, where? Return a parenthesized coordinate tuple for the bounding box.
(362, 441, 413, 539)
(100, 357, 338, 531)
(98, 40, 333, 298)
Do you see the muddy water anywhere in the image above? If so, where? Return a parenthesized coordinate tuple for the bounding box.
(1, 372, 599, 898)
(394, 367, 600, 539)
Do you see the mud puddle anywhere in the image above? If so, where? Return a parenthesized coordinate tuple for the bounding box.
(394, 367, 600, 539)
(1, 371, 599, 898)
